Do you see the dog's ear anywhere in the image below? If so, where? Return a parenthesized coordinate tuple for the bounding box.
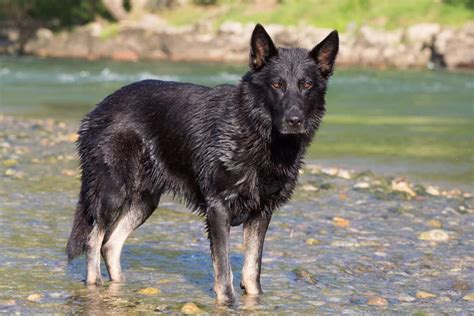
(309, 30, 339, 78)
(250, 24, 278, 71)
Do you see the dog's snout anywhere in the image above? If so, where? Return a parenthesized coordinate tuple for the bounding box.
(286, 116, 302, 127)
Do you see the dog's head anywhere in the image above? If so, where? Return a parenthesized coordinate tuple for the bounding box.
(246, 24, 339, 135)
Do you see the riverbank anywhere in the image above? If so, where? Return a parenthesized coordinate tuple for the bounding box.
(1, 19, 474, 69)
(0, 114, 473, 314)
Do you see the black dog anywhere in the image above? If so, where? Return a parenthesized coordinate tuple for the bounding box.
(67, 24, 338, 303)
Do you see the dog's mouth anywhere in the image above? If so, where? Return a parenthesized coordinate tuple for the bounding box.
(277, 125, 306, 135)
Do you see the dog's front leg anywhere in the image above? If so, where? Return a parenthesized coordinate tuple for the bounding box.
(207, 200, 235, 304)
(241, 212, 272, 295)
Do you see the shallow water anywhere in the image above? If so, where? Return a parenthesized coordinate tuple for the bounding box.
(0, 116, 473, 314)
(0, 56, 473, 189)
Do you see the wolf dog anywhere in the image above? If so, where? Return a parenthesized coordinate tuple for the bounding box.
(67, 24, 339, 303)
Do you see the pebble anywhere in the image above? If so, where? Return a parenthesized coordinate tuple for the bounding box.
(426, 186, 440, 196)
(427, 219, 442, 228)
(181, 302, 204, 314)
(27, 293, 43, 302)
(2, 159, 17, 167)
(452, 280, 470, 291)
(463, 293, 474, 301)
(61, 169, 76, 177)
(367, 296, 388, 306)
(416, 291, 437, 299)
(333, 216, 350, 228)
(301, 184, 318, 192)
(305, 238, 320, 246)
(293, 268, 317, 284)
(0, 299, 16, 307)
(354, 182, 370, 189)
(337, 169, 351, 179)
(350, 295, 368, 305)
(418, 229, 450, 242)
(331, 241, 359, 247)
(321, 167, 338, 176)
(398, 293, 416, 302)
(391, 179, 416, 197)
(137, 287, 160, 295)
(67, 133, 78, 143)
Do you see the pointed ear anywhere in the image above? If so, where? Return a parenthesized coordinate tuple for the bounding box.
(249, 24, 278, 71)
(309, 30, 339, 78)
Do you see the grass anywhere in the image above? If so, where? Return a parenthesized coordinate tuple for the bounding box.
(159, 0, 474, 30)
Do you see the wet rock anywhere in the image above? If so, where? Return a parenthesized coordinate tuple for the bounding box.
(319, 183, 333, 190)
(293, 268, 317, 284)
(331, 241, 359, 247)
(0, 299, 16, 307)
(337, 169, 351, 180)
(301, 184, 318, 192)
(391, 178, 416, 197)
(350, 295, 368, 305)
(2, 159, 17, 167)
(305, 238, 320, 246)
(452, 280, 470, 291)
(416, 291, 437, 299)
(137, 287, 160, 295)
(367, 296, 388, 306)
(321, 167, 338, 176)
(427, 219, 442, 228)
(463, 293, 474, 301)
(27, 293, 43, 302)
(332, 216, 350, 228)
(398, 293, 416, 302)
(4, 168, 24, 179)
(181, 302, 204, 314)
(418, 229, 450, 242)
(67, 133, 79, 143)
(426, 186, 440, 196)
(354, 182, 370, 189)
(61, 169, 76, 177)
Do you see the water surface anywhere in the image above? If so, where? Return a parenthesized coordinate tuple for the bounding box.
(1, 56, 472, 189)
(0, 60, 473, 313)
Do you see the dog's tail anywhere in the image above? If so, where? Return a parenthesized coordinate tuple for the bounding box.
(66, 202, 93, 262)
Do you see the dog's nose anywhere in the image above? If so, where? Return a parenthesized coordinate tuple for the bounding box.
(287, 116, 302, 127)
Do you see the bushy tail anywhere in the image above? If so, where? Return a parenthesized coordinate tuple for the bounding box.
(66, 202, 93, 262)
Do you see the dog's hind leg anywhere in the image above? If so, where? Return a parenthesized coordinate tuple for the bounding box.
(86, 224, 105, 286)
(101, 194, 159, 282)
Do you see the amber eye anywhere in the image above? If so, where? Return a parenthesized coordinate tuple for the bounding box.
(302, 81, 313, 89)
(272, 81, 283, 89)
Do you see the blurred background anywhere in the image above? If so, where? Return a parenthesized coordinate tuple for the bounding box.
(0, 0, 473, 189)
(0, 3, 473, 314)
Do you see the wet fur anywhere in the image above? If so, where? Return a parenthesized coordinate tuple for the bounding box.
(66, 24, 338, 302)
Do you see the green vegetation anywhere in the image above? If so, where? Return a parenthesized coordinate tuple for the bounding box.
(0, 0, 113, 30)
(161, 0, 474, 30)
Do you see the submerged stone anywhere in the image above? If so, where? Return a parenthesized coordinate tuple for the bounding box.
(367, 296, 388, 306)
(462, 293, 474, 301)
(181, 302, 204, 314)
(137, 287, 160, 295)
(416, 291, 437, 299)
(27, 293, 42, 302)
(418, 229, 450, 242)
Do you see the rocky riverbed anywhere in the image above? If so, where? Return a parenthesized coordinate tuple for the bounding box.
(2, 19, 474, 69)
(0, 114, 473, 314)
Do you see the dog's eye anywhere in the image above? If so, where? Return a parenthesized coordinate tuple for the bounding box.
(271, 81, 284, 89)
(302, 81, 313, 89)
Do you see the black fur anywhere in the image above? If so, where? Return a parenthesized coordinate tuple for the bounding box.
(66, 24, 338, 302)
